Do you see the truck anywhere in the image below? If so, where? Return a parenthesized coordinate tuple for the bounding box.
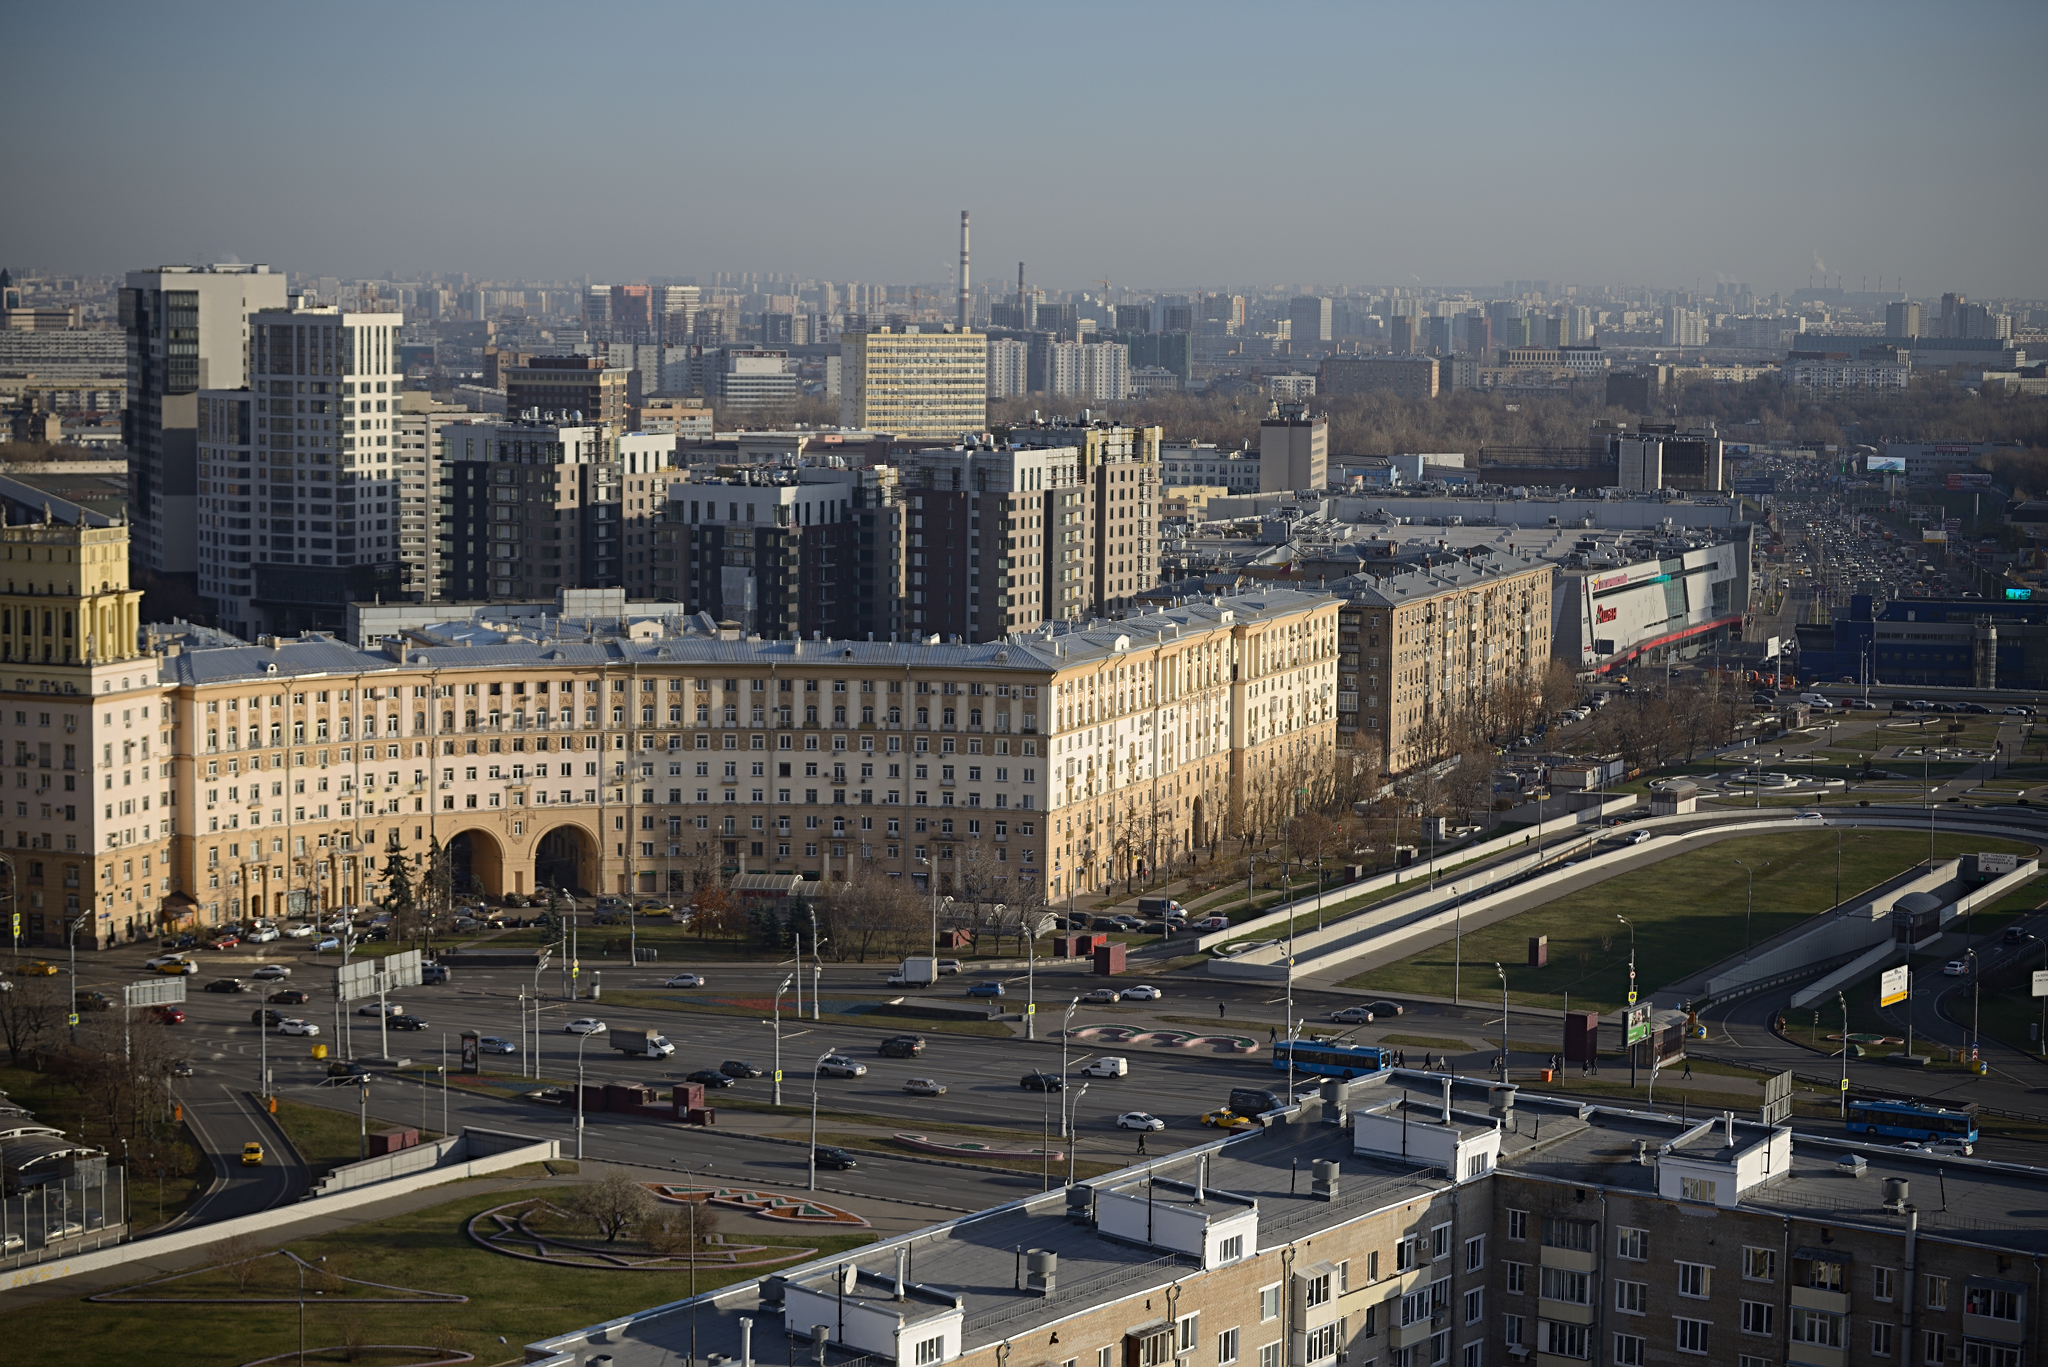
(887, 957, 938, 988)
(1077, 1056, 1128, 1078)
(1136, 897, 1186, 919)
(608, 1028, 676, 1059)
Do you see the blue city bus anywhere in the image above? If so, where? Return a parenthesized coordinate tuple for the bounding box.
(1273, 1039, 1390, 1080)
(1845, 1097, 1979, 1144)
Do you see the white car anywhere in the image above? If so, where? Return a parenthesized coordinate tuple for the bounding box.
(817, 1055, 867, 1078)
(477, 1036, 517, 1054)
(246, 927, 280, 943)
(664, 974, 706, 988)
(1794, 810, 1824, 821)
(276, 1019, 320, 1037)
(1943, 960, 1969, 976)
(1116, 1112, 1165, 1132)
(1082, 987, 1122, 1004)
(1621, 830, 1653, 845)
(1328, 1006, 1375, 1024)
(563, 1017, 607, 1034)
(282, 924, 315, 939)
(357, 1002, 403, 1016)
(251, 964, 292, 981)
(1120, 985, 1163, 1002)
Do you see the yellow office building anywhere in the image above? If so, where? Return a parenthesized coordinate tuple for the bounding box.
(839, 327, 987, 442)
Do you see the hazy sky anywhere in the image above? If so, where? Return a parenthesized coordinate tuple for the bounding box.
(6, 0, 2045, 298)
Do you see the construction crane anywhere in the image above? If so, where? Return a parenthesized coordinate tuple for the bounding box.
(1092, 278, 1113, 301)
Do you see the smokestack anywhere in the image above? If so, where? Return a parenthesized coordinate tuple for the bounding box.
(1018, 261, 1026, 319)
(958, 211, 971, 329)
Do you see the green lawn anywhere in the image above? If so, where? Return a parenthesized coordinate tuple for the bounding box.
(273, 1097, 443, 1183)
(1342, 832, 2038, 1014)
(0, 1183, 874, 1367)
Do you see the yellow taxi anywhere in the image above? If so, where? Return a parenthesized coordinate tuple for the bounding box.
(12, 961, 58, 977)
(240, 1142, 264, 1167)
(1198, 1109, 1257, 1131)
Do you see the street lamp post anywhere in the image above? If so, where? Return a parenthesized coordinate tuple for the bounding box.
(807, 1048, 834, 1191)
(1066, 1082, 1089, 1187)
(1452, 892, 1463, 1006)
(1968, 949, 1981, 1064)
(812, 937, 825, 1023)
(1060, 996, 1079, 1137)
(1733, 858, 1757, 955)
(574, 1029, 594, 1160)
(1496, 963, 1509, 1083)
(771, 974, 792, 1106)
(1617, 914, 1637, 1089)
(1838, 992, 1850, 1119)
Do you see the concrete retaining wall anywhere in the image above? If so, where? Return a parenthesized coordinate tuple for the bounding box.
(1789, 941, 1900, 1010)
(2, 1127, 559, 1292)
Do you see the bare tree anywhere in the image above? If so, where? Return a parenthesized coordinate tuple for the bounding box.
(570, 1172, 655, 1243)
(0, 975, 62, 1066)
(211, 1231, 266, 1293)
(645, 1197, 723, 1255)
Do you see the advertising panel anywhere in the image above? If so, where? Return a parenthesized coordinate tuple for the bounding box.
(1625, 1002, 1652, 1045)
(1979, 852, 2020, 876)
(1922, 529, 1948, 543)
(1945, 472, 1994, 489)
(1867, 455, 1907, 473)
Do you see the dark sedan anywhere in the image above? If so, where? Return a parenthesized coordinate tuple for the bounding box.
(719, 1059, 764, 1078)
(1020, 1071, 1066, 1092)
(389, 1014, 428, 1032)
(684, 1069, 737, 1088)
(268, 988, 310, 1005)
(203, 978, 249, 994)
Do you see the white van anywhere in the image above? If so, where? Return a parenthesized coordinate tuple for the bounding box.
(1078, 1056, 1128, 1078)
(1799, 693, 1833, 710)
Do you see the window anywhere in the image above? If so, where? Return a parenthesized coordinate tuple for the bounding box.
(1218, 1331, 1238, 1366)
(1541, 1218, 1594, 1251)
(1504, 1263, 1527, 1296)
(1743, 1247, 1777, 1283)
(1431, 1224, 1451, 1261)
(1542, 1322, 1588, 1360)
(913, 1337, 945, 1367)
(1304, 1272, 1332, 1309)
(1677, 1263, 1711, 1299)
(1872, 1322, 1894, 1357)
(1791, 1309, 1842, 1349)
(1100, 1348, 1114, 1367)
(1616, 1227, 1647, 1261)
(1679, 1177, 1717, 1203)
(1965, 1285, 2023, 1321)
(1674, 1318, 1710, 1356)
(1179, 1314, 1200, 1355)
(1218, 1235, 1244, 1263)
(1260, 1285, 1281, 1323)
(1540, 1268, 1589, 1305)
(1302, 1323, 1339, 1363)
(1462, 1287, 1483, 1325)
(1396, 1235, 1425, 1272)
(1460, 1343, 1482, 1367)
(1874, 1266, 1897, 1301)
(1613, 1333, 1646, 1367)
(1927, 1275, 1950, 1311)
(1501, 1316, 1524, 1349)
(1923, 1331, 1947, 1365)
(1614, 1280, 1646, 1315)
(1257, 1344, 1279, 1367)
(1464, 1236, 1485, 1272)
(1806, 1259, 1845, 1292)
(1506, 1209, 1528, 1241)
(1738, 1358, 1773, 1367)
(1963, 1345, 2022, 1367)
(1741, 1301, 1775, 1336)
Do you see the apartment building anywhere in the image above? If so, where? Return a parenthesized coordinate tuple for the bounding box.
(1259, 401, 1329, 493)
(1009, 420, 1164, 620)
(987, 337, 1029, 399)
(199, 304, 406, 638)
(0, 509, 164, 950)
(393, 393, 471, 600)
(1336, 556, 1552, 773)
(1319, 356, 1441, 401)
(437, 417, 620, 602)
(529, 1066, 2041, 1367)
(46, 584, 1331, 943)
(121, 264, 290, 586)
(840, 326, 988, 442)
(670, 471, 862, 639)
(503, 355, 630, 428)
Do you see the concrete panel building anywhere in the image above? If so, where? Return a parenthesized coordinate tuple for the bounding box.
(1318, 356, 1440, 401)
(1258, 401, 1329, 493)
(840, 326, 987, 442)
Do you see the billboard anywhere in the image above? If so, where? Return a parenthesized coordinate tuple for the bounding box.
(334, 948, 424, 1002)
(1922, 529, 1948, 543)
(1979, 852, 2020, 876)
(1867, 455, 1907, 473)
(1946, 472, 1995, 490)
(1732, 477, 1776, 495)
(1879, 963, 1910, 1007)
(1625, 1002, 1652, 1045)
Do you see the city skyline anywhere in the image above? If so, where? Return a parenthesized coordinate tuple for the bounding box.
(3, 1, 2045, 297)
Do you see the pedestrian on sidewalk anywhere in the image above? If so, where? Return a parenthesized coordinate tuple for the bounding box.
(1136, 1132, 1148, 1156)
(1269, 1026, 1276, 1045)
(1219, 1002, 1226, 1020)
(1682, 1057, 1692, 1079)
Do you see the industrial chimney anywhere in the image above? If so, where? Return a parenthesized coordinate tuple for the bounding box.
(958, 210, 971, 329)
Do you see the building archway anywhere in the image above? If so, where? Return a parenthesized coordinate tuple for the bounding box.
(1191, 796, 1208, 850)
(447, 829, 506, 900)
(534, 825, 597, 897)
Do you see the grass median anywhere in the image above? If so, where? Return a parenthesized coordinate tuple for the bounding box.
(1341, 831, 2037, 1015)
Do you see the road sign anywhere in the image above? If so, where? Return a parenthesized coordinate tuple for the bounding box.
(1625, 1002, 1652, 1045)
(1880, 964, 1910, 1008)
(2033, 970, 2048, 998)
(773, 1070, 784, 1083)
(1840, 1077, 1850, 1091)
(1026, 1003, 1037, 1016)
(1979, 852, 2020, 876)
(334, 949, 424, 1002)
(1760, 1070, 1795, 1126)
(1627, 990, 1638, 1006)
(122, 977, 187, 1009)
